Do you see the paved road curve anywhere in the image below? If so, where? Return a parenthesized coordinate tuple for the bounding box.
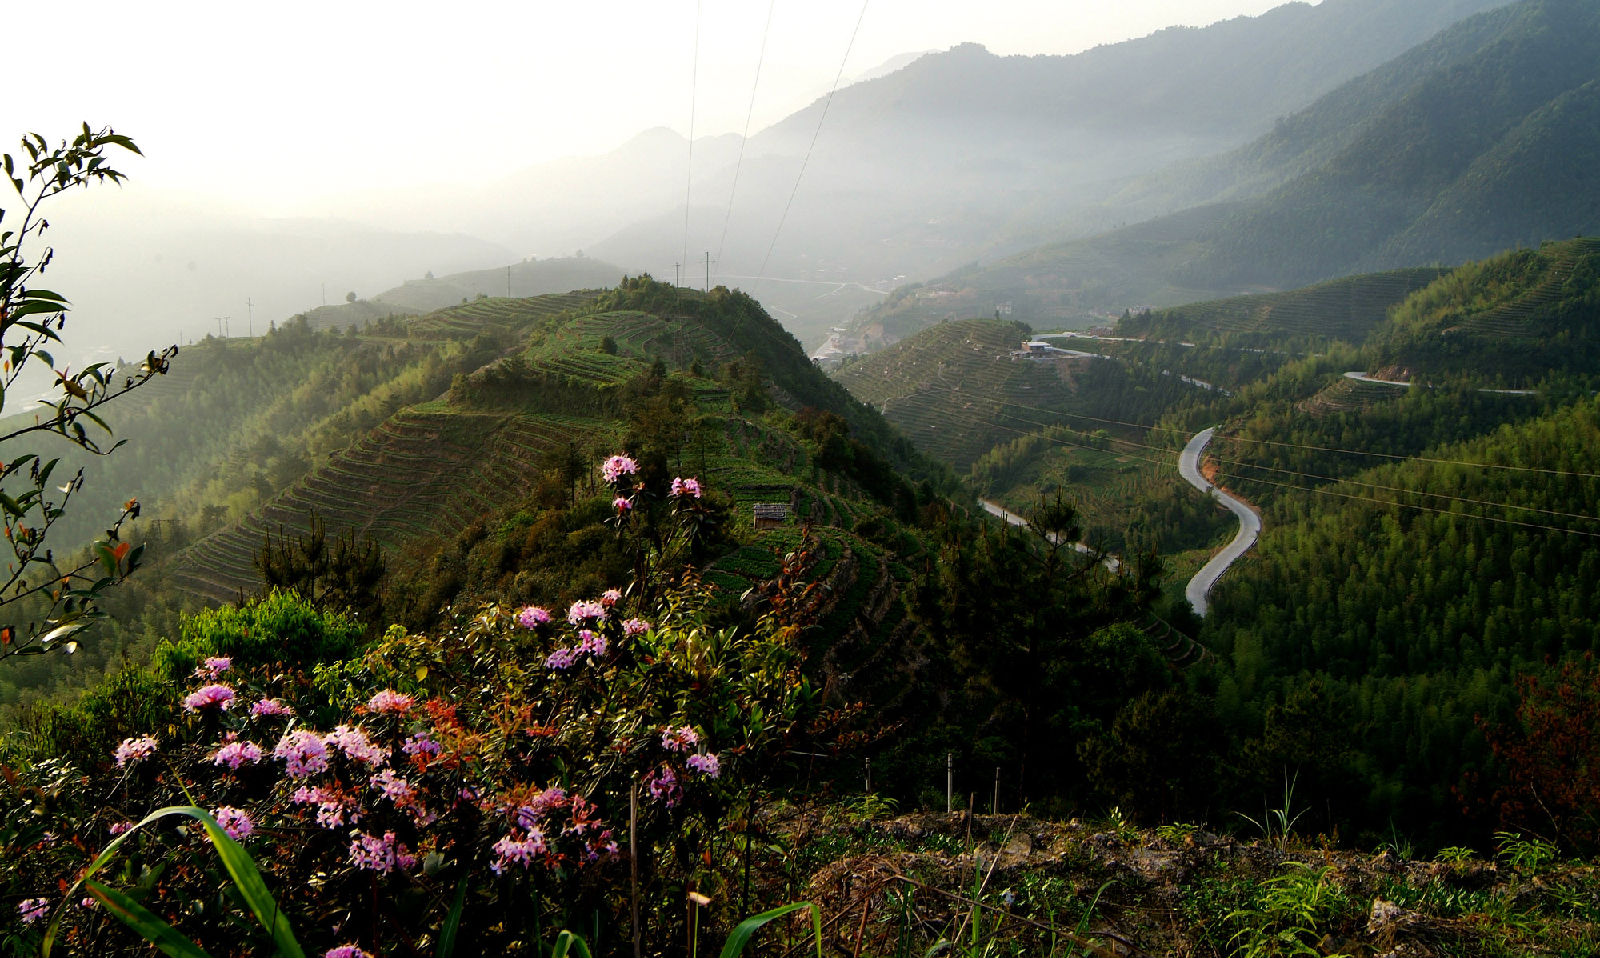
(1177, 427, 1261, 616)
(979, 500, 1120, 572)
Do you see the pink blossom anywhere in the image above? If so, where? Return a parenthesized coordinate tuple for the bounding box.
(646, 765, 681, 806)
(622, 618, 651, 637)
(687, 752, 721, 778)
(213, 739, 264, 770)
(402, 732, 441, 759)
(670, 477, 702, 498)
(18, 898, 48, 925)
(274, 729, 331, 778)
(567, 599, 607, 624)
(366, 689, 413, 714)
(113, 734, 158, 768)
(348, 831, 415, 873)
(326, 725, 388, 766)
(250, 698, 294, 718)
(213, 806, 253, 840)
(108, 820, 134, 837)
(601, 588, 623, 607)
(182, 683, 235, 713)
(545, 647, 578, 670)
(585, 829, 621, 864)
(324, 947, 373, 958)
(516, 605, 552, 629)
(490, 828, 548, 873)
(576, 629, 608, 657)
(661, 725, 699, 753)
(600, 454, 639, 484)
(293, 785, 359, 829)
(369, 769, 415, 805)
(514, 787, 569, 829)
(193, 656, 232, 680)
(612, 496, 633, 513)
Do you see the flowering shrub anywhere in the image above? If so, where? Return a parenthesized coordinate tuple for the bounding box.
(1, 461, 826, 957)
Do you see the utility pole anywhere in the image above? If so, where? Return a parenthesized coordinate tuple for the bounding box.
(704, 251, 710, 292)
(506, 265, 511, 298)
(246, 298, 253, 337)
(674, 262, 680, 288)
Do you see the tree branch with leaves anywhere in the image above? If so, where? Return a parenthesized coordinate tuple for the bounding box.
(0, 124, 177, 663)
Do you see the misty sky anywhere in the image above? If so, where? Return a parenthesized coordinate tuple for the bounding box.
(12, 0, 1303, 214)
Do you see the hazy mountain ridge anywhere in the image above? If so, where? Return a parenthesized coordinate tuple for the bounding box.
(849, 0, 1600, 341)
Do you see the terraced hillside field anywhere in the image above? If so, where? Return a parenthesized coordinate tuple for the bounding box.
(167, 409, 609, 604)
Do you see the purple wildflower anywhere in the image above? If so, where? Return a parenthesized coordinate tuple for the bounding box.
(369, 769, 415, 805)
(646, 765, 681, 806)
(324, 947, 373, 958)
(274, 729, 331, 778)
(567, 599, 607, 624)
(348, 831, 415, 873)
(687, 752, 721, 778)
(193, 656, 232, 680)
(113, 734, 158, 768)
(490, 828, 548, 873)
(213, 806, 253, 840)
(250, 698, 294, 718)
(622, 617, 651, 637)
(366, 689, 413, 714)
(326, 725, 388, 766)
(545, 647, 578, 670)
(600, 454, 639, 484)
(601, 588, 623, 607)
(612, 496, 633, 513)
(661, 725, 699, 752)
(670, 476, 702, 498)
(213, 739, 264, 770)
(18, 898, 48, 925)
(516, 605, 552, 629)
(402, 732, 441, 759)
(576, 629, 608, 657)
(108, 820, 134, 837)
(182, 683, 235, 713)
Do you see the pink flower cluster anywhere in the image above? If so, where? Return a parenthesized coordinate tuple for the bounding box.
(613, 496, 633, 513)
(274, 729, 331, 778)
(670, 476, 702, 498)
(213, 806, 253, 840)
(250, 698, 294, 718)
(366, 689, 413, 714)
(567, 599, 606, 624)
(622, 617, 651, 637)
(402, 732, 441, 759)
(348, 830, 415, 873)
(490, 828, 548, 873)
(183, 683, 236, 712)
(600, 454, 639, 484)
(194, 656, 232, 680)
(113, 734, 158, 768)
(213, 738, 264, 770)
(687, 753, 721, 778)
(17, 898, 48, 925)
(325, 946, 373, 958)
(646, 765, 681, 806)
(292, 785, 360, 829)
(326, 725, 388, 766)
(516, 605, 552, 629)
(661, 725, 698, 752)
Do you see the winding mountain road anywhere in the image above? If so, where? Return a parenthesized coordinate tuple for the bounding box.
(1178, 427, 1261, 616)
(978, 500, 1120, 571)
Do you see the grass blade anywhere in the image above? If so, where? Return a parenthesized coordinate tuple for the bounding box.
(84, 880, 215, 958)
(719, 901, 822, 958)
(550, 929, 595, 958)
(436, 878, 468, 958)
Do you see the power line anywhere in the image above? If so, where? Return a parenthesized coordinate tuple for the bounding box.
(716, 0, 777, 273)
(758, 0, 870, 279)
(681, 0, 703, 287)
